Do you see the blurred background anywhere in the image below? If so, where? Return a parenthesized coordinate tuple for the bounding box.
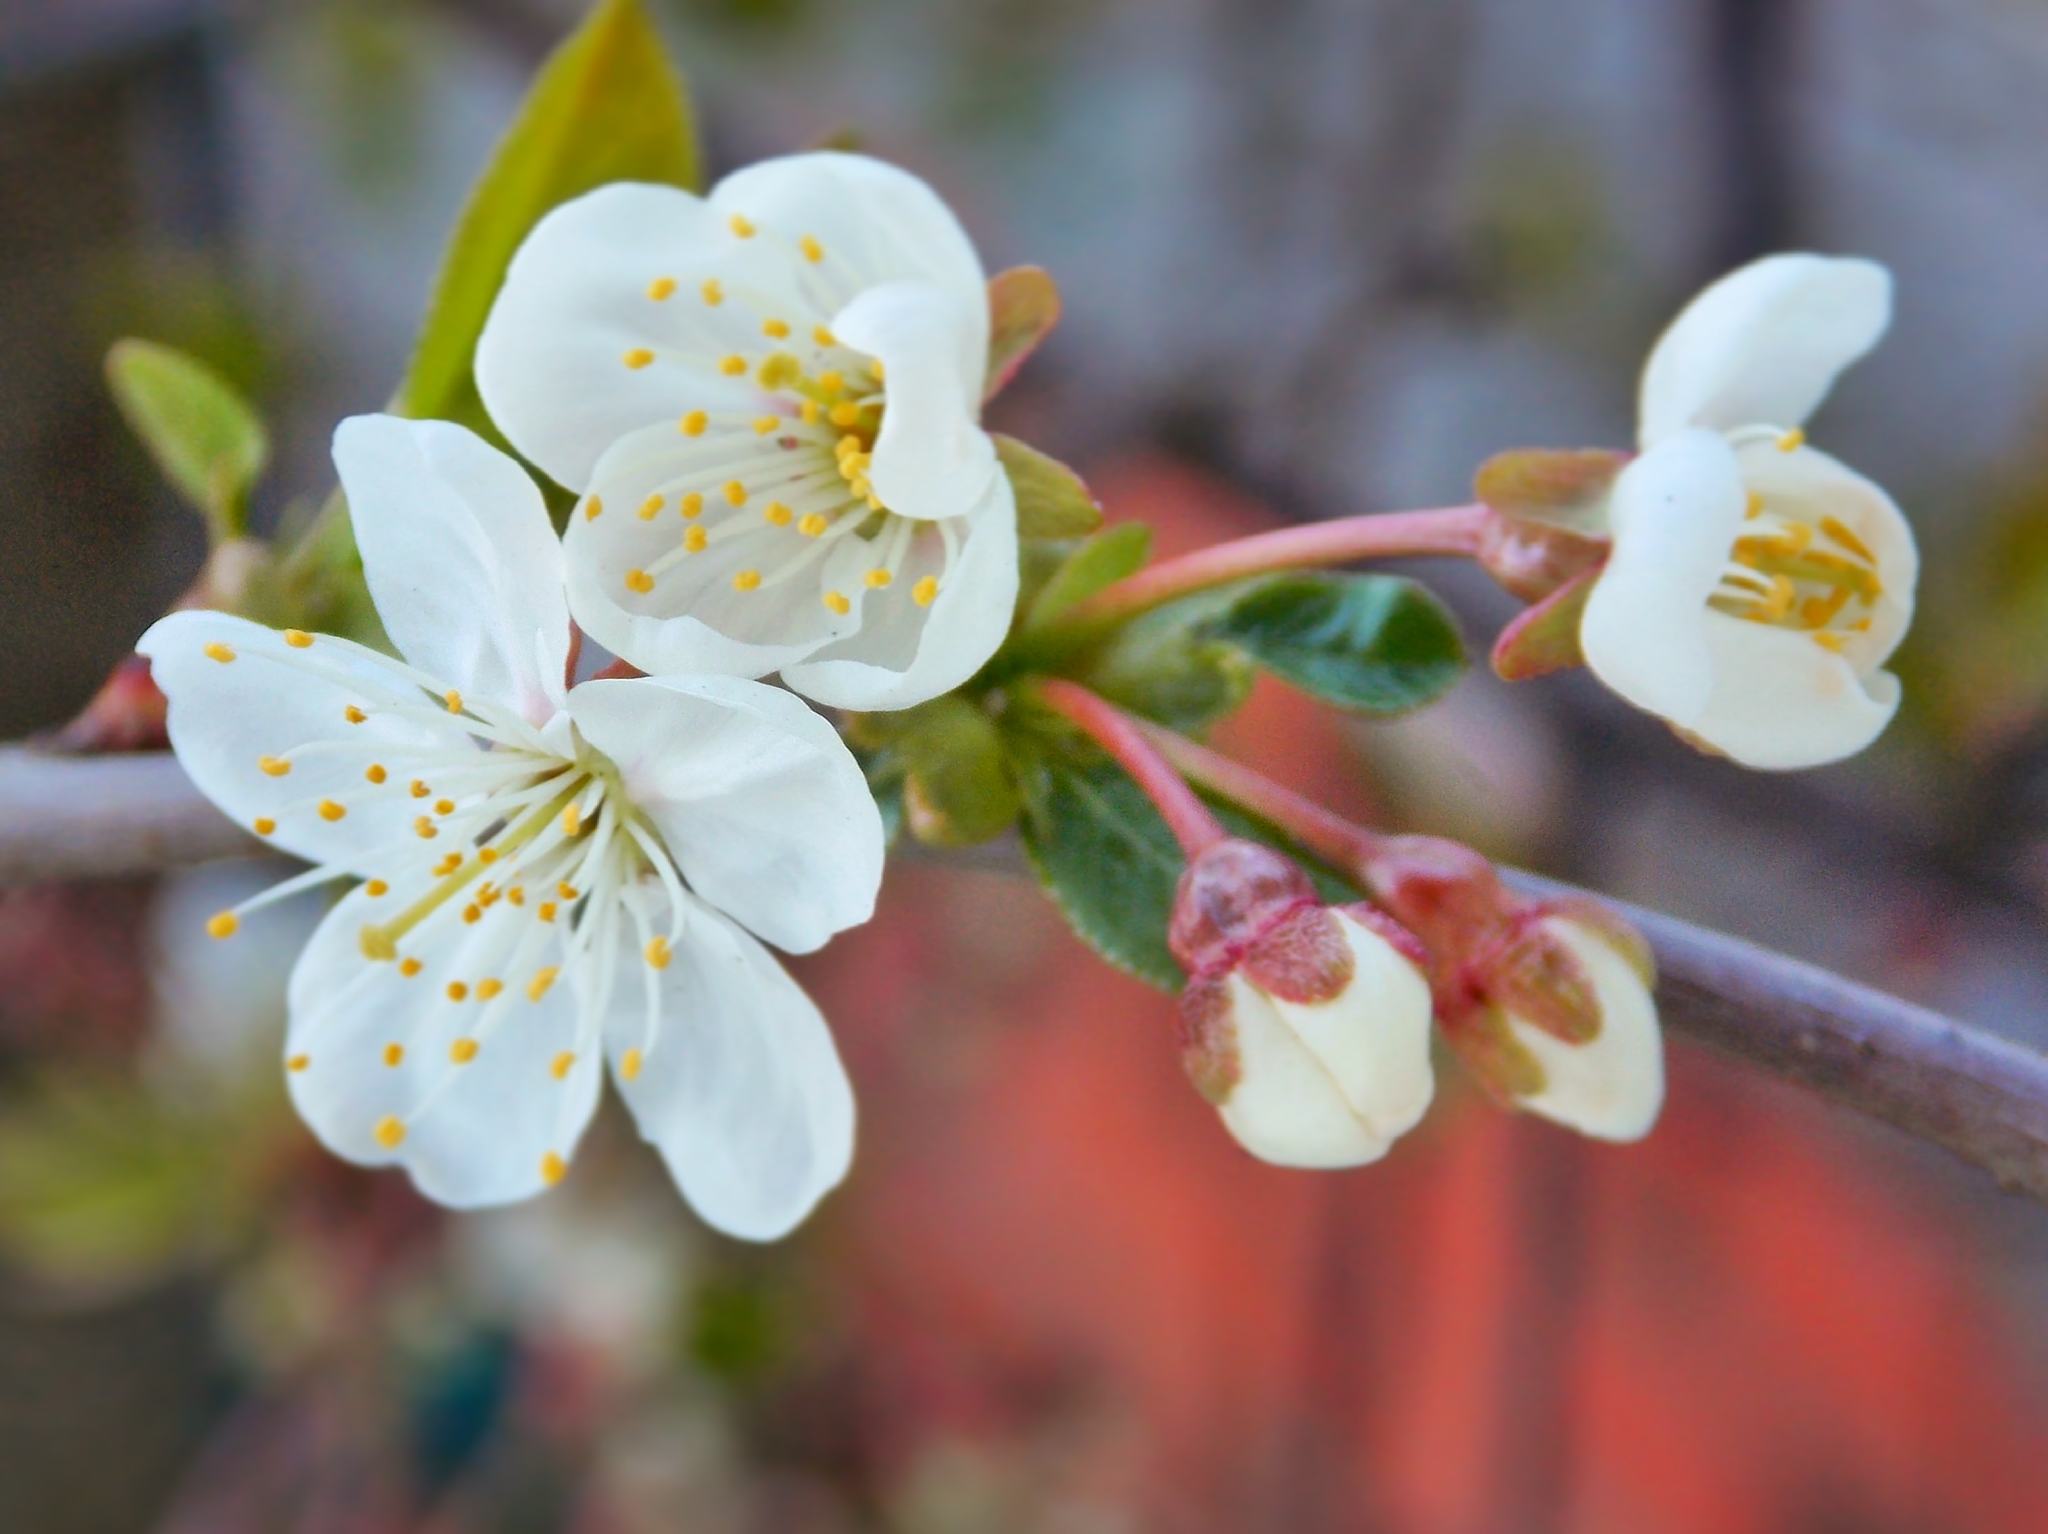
(5, 0, 2048, 1529)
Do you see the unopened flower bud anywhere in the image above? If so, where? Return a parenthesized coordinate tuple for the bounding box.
(1170, 839, 1435, 1168)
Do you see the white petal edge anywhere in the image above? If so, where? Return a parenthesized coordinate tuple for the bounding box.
(566, 675, 884, 954)
(333, 415, 570, 725)
(1638, 254, 1892, 447)
(605, 893, 855, 1241)
(1688, 617, 1901, 770)
(1508, 917, 1664, 1141)
(1580, 429, 1747, 731)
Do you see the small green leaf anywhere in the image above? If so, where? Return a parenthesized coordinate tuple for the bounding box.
(985, 266, 1061, 401)
(105, 339, 267, 541)
(892, 696, 1021, 847)
(1199, 572, 1465, 713)
(997, 434, 1102, 540)
(1021, 522, 1152, 634)
(390, 0, 699, 445)
(1078, 604, 1256, 734)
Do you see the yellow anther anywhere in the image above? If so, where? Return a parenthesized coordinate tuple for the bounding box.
(506, 885, 524, 906)
(365, 763, 388, 784)
(865, 568, 894, 589)
(801, 399, 822, 425)
(762, 317, 791, 339)
(684, 524, 709, 553)
(622, 1048, 646, 1081)
(450, 1037, 480, 1064)
(913, 575, 940, 607)
(432, 853, 460, 877)
(562, 803, 584, 836)
(799, 234, 825, 263)
(700, 278, 724, 306)
(836, 433, 862, 457)
(754, 414, 780, 436)
(644, 935, 673, 970)
(527, 966, 560, 1002)
(1812, 630, 1850, 653)
(1821, 515, 1875, 564)
(444, 689, 463, 714)
(622, 347, 655, 370)
(253, 817, 277, 836)
(823, 590, 851, 616)
(680, 412, 709, 445)
(733, 569, 762, 593)
(723, 480, 747, 507)
(206, 911, 239, 940)
(410, 780, 430, 798)
(414, 816, 438, 839)
(638, 494, 664, 520)
(813, 324, 836, 347)
(830, 402, 861, 427)
(583, 495, 604, 520)
(798, 513, 829, 538)
(288, 1054, 310, 1072)
(259, 755, 291, 777)
(1745, 491, 1765, 519)
(435, 798, 456, 816)
(446, 980, 469, 1002)
(550, 1051, 576, 1080)
(478, 847, 498, 866)
(383, 1043, 405, 1068)
(557, 882, 578, 900)
(537, 902, 558, 923)
(1776, 428, 1806, 453)
(476, 978, 503, 1001)
(318, 799, 347, 822)
(625, 568, 655, 594)
(345, 705, 367, 725)
(764, 502, 793, 527)
(819, 370, 845, 393)
(1777, 521, 1815, 555)
(728, 212, 756, 239)
(680, 491, 704, 519)
(359, 925, 397, 961)
(477, 884, 499, 907)
(284, 629, 314, 648)
(399, 957, 423, 977)
(461, 903, 481, 925)
(365, 878, 389, 898)
(541, 1152, 568, 1186)
(374, 1116, 406, 1149)
(720, 353, 747, 376)
(204, 642, 235, 664)
(646, 275, 677, 301)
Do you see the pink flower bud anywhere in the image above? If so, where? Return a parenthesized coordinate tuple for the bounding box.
(1171, 840, 1435, 1168)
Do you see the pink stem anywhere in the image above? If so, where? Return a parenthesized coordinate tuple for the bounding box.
(1063, 503, 1491, 634)
(1035, 679, 1227, 858)
(1142, 723, 1385, 875)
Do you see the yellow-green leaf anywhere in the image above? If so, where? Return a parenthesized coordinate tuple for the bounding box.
(105, 339, 267, 542)
(996, 434, 1103, 540)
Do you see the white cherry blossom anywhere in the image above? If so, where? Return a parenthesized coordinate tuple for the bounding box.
(138, 414, 884, 1237)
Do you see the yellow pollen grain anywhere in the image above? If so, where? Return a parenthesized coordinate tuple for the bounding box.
(562, 803, 583, 836)
(728, 212, 756, 239)
(374, 1116, 406, 1149)
(830, 402, 861, 428)
(622, 347, 655, 370)
(625, 568, 655, 594)
(680, 491, 704, 518)
(414, 816, 438, 840)
(680, 410, 709, 438)
(476, 978, 503, 1001)
(723, 480, 747, 507)
(865, 568, 894, 589)
(913, 575, 940, 607)
(204, 642, 235, 664)
(451, 1037, 480, 1064)
(700, 278, 724, 306)
(287, 1054, 310, 1072)
(1777, 428, 1806, 453)
(762, 317, 791, 339)
(410, 780, 430, 799)
(764, 502, 793, 527)
(365, 763, 388, 785)
(557, 882, 578, 900)
(551, 1051, 576, 1080)
(253, 817, 277, 836)
(478, 847, 498, 866)
(399, 957, 423, 977)
(823, 590, 851, 615)
(527, 966, 559, 1002)
(732, 568, 762, 593)
(383, 1043, 404, 1068)
(537, 901, 558, 923)
(798, 513, 829, 538)
(444, 689, 463, 714)
(622, 1047, 646, 1081)
(583, 495, 604, 521)
(506, 886, 524, 906)
(345, 705, 367, 724)
(638, 493, 664, 520)
(284, 628, 313, 649)
(682, 525, 708, 554)
(1812, 631, 1850, 653)
(258, 755, 291, 777)
(446, 981, 469, 1002)
(813, 324, 836, 347)
(646, 275, 677, 301)
(462, 903, 482, 925)
(206, 911, 238, 940)
(801, 399, 822, 425)
(541, 1152, 568, 1186)
(365, 878, 389, 898)
(435, 798, 456, 817)
(644, 935, 673, 970)
(720, 354, 747, 376)
(754, 414, 780, 436)
(799, 234, 825, 263)
(819, 370, 845, 393)
(318, 799, 346, 822)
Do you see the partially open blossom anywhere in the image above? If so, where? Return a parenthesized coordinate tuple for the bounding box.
(476, 151, 1017, 712)
(138, 414, 884, 1238)
(1170, 840, 1435, 1168)
(1580, 254, 1915, 769)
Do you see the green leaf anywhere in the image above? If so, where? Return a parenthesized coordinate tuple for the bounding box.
(984, 266, 1061, 401)
(1198, 571, 1465, 713)
(1078, 603, 1256, 734)
(1020, 522, 1152, 634)
(997, 434, 1102, 540)
(104, 339, 268, 541)
(892, 696, 1021, 847)
(390, 0, 699, 445)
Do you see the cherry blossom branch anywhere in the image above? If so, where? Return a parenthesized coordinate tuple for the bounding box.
(1146, 725, 2048, 1202)
(1031, 680, 1226, 856)
(0, 747, 255, 883)
(1059, 503, 1491, 636)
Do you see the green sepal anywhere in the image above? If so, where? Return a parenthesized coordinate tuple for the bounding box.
(1019, 522, 1152, 635)
(997, 434, 1104, 540)
(984, 266, 1061, 401)
(889, 696, 1021, 848)
(104, 339, 268, 544)
(1490, 565, 1595, 682)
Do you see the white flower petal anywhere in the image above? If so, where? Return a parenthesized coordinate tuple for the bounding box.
(1217, 914, 1435, 1169)
(1638, 254, 1892, 447)
(605, 893, 854, 1241)
(333, 415, 570, 725)
(1580, 429, 1747, 731)
(138, 611, 478, 875)
(285, 884, 602, 1208)
(783, 475, 1019, 711)
(562, 420, 860, 681)
(476, 182, 795, 491)
(831, 281, 995, 522)
(567, 675, 883, 954)
(1688, 616, 1901, 770)
(1508, 918, 1663, 1141)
